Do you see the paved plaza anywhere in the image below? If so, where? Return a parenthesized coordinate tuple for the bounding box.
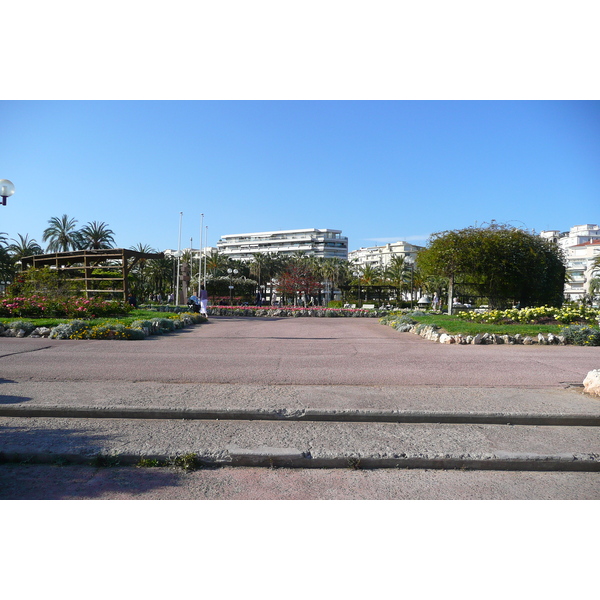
(1, 316, 599, 499)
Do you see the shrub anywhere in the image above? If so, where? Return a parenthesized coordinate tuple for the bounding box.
(152, 318, 176, 333)
(327, 300, 343, 309)
(130, 319, 153, 330)
(559, 325, 600, 346)
(6, 320, 36, 334)
(85, 322, 146, 340)
(49, 320, 89, 339)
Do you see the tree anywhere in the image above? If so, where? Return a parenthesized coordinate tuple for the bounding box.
(79, 221, 116, 250)
(384, 255, 411, 303)
(128, 243, 158, 299)
(359, 264, 381, 286)
(277, 263, 322, 305)
(42, 215, 81, 252)
(0, 235, 15, 285)
(205, 251, 230, 276)
(417, 223, 566, 312)
(8, 234, 43, 260)
(146, 255, 176, 299)
(588, 277, 600, 305)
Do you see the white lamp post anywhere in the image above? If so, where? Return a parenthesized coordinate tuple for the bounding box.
(0, 179, 15, 206)
(227, 267, 238, 305)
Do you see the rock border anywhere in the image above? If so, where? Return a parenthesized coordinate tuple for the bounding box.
(391, 322, 566, 345)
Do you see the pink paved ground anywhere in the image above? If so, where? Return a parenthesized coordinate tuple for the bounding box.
(0, 316, 597, 387)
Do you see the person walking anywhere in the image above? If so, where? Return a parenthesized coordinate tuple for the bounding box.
(188, 294, 200, 313)
(199, 285, 209, 317)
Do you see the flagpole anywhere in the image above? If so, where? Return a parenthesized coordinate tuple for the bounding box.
(176, 211, 183, 305)
(204, 225, 208, 287)
(200, 213, 204, 294)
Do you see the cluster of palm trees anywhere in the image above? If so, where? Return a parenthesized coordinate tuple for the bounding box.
(0, 215, 117, 288)
(2, 214, 116, 262)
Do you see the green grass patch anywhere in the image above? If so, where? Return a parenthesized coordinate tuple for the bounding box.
(407, 313, 565, 337)
(0, 308, 181, 329)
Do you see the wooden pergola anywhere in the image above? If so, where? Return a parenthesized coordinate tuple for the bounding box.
(20, 248, 164, 301)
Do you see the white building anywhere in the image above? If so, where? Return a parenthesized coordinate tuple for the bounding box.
(540, 224, 600, 301)
(348, 241, 423, 271)
(216, 228, 348, 261)
(163, 247, 217, 261)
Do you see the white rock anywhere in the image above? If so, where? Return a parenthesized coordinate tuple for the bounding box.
(583, 370, 600, 398)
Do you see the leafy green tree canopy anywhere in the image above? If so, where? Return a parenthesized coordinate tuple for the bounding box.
(417, 223, 566, 310)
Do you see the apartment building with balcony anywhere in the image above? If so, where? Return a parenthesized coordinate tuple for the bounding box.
(348, 241, 423, 271)
(540, 224, 600, 301)
(216, 228, 348, 261)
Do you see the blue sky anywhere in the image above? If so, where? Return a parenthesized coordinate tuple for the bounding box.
(1, 100, 599, 254)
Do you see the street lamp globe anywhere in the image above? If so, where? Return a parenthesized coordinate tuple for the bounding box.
(0, 179, 15, 206)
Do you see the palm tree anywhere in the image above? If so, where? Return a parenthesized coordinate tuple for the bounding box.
(249, 252, 271, 290)
(0, 243, 15, 284)
(360, 263, 381, 286)
(79, 221, 116, 250)
(42, 215, 80, 252)
(588, 277, 600, 300)
(146, 255, 176, 299)
(8, 234, 43, 260)
(357, 264, 381, 303)
(128, 243, 158, 299)
(205, 251, 231, 276)
(384, 255, 411, 304)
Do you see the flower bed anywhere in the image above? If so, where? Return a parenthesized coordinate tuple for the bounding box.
(0, 295, 132, 319)
(456, 305, 600, 326)
(0, 313, 207, 340)
(207, 305, 387, 318)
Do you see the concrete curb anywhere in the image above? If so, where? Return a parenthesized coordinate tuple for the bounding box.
(1, 450, 599, 472)
(2, 405, 600, 426)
